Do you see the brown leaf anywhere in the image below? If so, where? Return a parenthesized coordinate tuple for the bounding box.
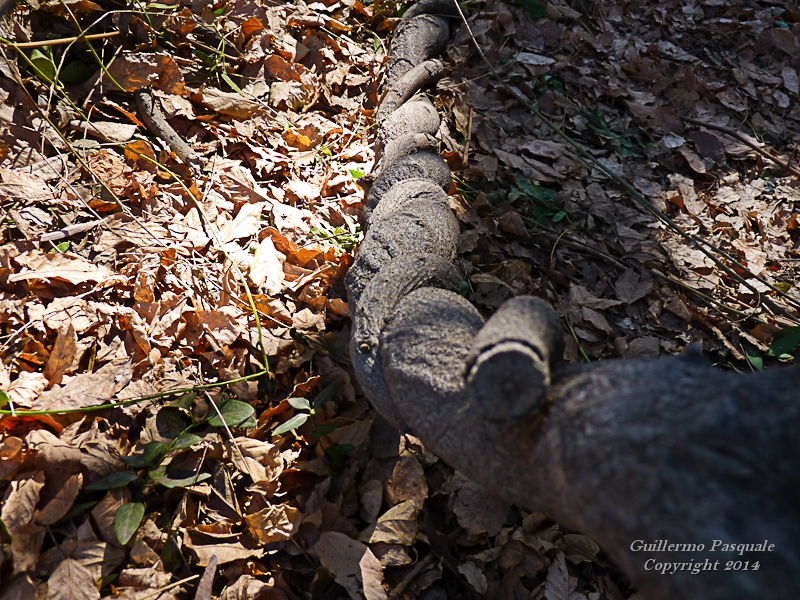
(318, 532, 386, 600)
(244, 504, 301, 544)
(613, 269, 653, 304)
(188, 542, 264, 567)
(498, 211, 528, 237)
(2, 471, 46, 572)
(458, 561, 488, 594)
(226, 437, 283, 485)
(0, 169, 55, 204)
(385, 454, 427, 508)
(560, 534, 600, 564)
(32, 358, 132, 412)
(249, 237, 285, 295)
(6, 372, 47, 408)
(47, 559, 100, 600)
(10, 251, 118, 286)
(222, 575, 286, 600)
(453, 477, 510, 537)
(369, 500, 417, 546)
(544, 552, 572, 600)
(34, 473, 81, 526)
(218, 202, 265, 243)
(105, 53, 186, 95)
(43, 323, 76, 387)
(0, 436, 24, 480)
(201, 87, 260, 119)
(688, 130, 724, 163)
(91, 489, 130, 546)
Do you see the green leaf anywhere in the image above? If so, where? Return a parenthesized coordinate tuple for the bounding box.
(171, 432, 201, 451)
(310, 418, 348, 438)
(121, 441, 168, 468)
(348, 168, 365, 179)
(166, 392, 197, 410)
(288, 397, 311, 412)
(161, 535, 181, 572)
(769, 327, 800, 357)
(221, 71, 242, 94)
(156, 407, 191, 439)
(84, 471, 139, 491)
(313, 382, 338, 411)
(114, 502, 145, 545)
(30, 48, 56, 84)
(517, 0, 546, 18)
(744, 348, 764, 372)
(0, 389, 8, 409)
(319, 146, 332, 157)
(273, 413, 309, 436)
(207, 399, 255, 428)
(53, 501, 98, 527)
(152, 470, 211, 489)
(60, 60, 94, 84)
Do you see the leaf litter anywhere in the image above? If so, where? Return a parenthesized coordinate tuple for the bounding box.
(0, 0, 798, 599)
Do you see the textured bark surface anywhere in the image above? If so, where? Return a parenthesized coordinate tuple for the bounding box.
(466, 297, 563, 419)
(366, 152, 451, 217)
(377, 97, 440, 150)
(344, 180, 458, 307)
(380, 132, 439, 170)
(348, 3, 800, 599)
(350, 255, 460, 426)
(378, 291, 800, 600)
(384, 15, 450, 85)
(376, 59, 445, 121)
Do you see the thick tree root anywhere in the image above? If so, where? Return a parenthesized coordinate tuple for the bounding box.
(346, 3, 800, 599)
(366, 153, 451, 218)
(466, 297, 563, 419)
(377, 59, 445, 122)
(384, 15, 449, 86)
(351, 255, 461, 426)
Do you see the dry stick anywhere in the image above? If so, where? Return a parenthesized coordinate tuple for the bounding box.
(462, 106, 474, 168)
(450, 1, 800, 324)
(135, 87, 202, 173)
(680, 115, 800, 178)
(0, 31, 120, 49)
(389, 552, 439, 600)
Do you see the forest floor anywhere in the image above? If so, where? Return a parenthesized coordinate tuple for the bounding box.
(0, 0, 798, 599)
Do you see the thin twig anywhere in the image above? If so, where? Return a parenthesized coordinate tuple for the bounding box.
(389, 552, 439, 600)
(1, 31, 119, 49)
(680, 115, 800, 178)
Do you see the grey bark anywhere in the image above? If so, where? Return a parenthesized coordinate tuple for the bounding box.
(349, 4, 800, 599)
(466, 297, 563, 419)
(377, 97, 440, 151)
(376, 59, 445, 122)
(375, 289, 800, 600)
(366, 153, 451, 218)
(380, 133, 439, 170)
(385, 14, 450, 86)
(344, 179, 458, 308)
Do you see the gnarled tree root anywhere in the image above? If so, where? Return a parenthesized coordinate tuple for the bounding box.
(347, 2, 800, 600)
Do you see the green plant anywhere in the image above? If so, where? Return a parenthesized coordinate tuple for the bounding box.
(768, 327, 800, 361)
(309, 225, 363, 253)
(501, 179, 568, 224)
(273, 382, 339, 436)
